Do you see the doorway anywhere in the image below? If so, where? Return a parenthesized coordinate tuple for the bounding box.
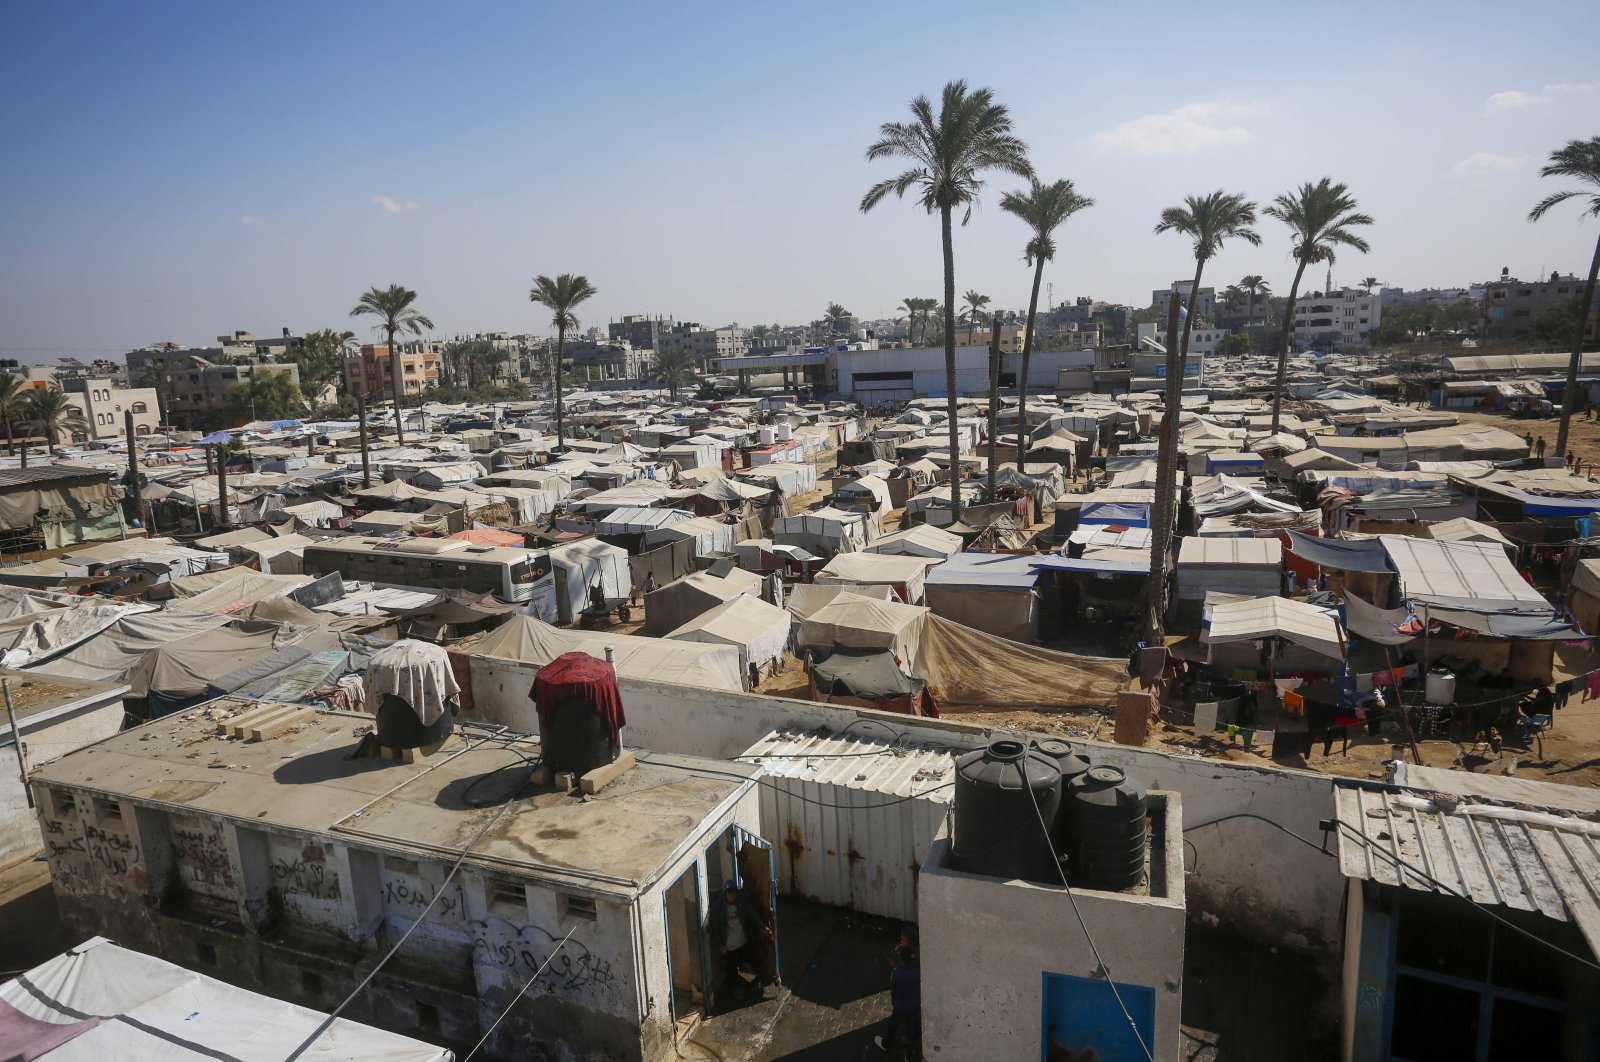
(662, 864, 705, 1033)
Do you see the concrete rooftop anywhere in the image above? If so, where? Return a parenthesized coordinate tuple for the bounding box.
(31, 696, 753, 897)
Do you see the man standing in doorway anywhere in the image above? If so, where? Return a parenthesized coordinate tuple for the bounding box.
(709, 881, 768, 1005)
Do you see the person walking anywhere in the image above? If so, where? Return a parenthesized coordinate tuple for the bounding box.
(1567, 450, 1577, 470)
(1524, 431, 1534, 451)
(1536, 437, 1547, 458)
(874, 941, 922, 1060)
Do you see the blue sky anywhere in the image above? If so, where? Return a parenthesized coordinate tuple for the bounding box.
(1, 1, 1596, 359)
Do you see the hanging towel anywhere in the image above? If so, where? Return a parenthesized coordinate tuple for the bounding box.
(1139, 645, 1169, 689)
(1585, 670, 1600, 702)
(1193, 701, 1219, 735)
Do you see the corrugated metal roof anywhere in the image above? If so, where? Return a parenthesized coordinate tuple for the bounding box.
(0, 462, 114, 489)
(740, 725, 957, 799)
(1333, 782, 1600, 956)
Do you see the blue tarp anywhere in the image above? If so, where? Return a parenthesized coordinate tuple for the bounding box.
(925, 552, 1041, 590)
(1079, 501, 1151, 528)
(1285, 530, 1393, 573)
(195, 431, 232, 446)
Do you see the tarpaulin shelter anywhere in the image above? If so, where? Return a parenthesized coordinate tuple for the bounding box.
(814, 552, 937, 604)
(629, 538, 697, 592)
(773, 507, 870, 557)
(169, 569, 311, 613)
(23, 609, 232, 685)
(641, 515, 736, 558)
(448, 527, 526, 547)
(643, 569, 761, 637)
(797, 592, 926, 673)
(1176, 537, 1282, 601)
(0, 936, 452, 1061)
(865, 523, 964, 560)
(597, 506, 693, 535)
(546, 537, 632, 624)
(471, 615, 743, 691)
(923, 552, 1040, 642)
(784, 582, 895, 621)
(1382, 536, 1550, 611)
(409, 461, 483, 490)
(911, 614, 1128, 710)
(349, 479, 426, 506)
(1203, 596, 1345, 661)
(126, 625, 285, 717)
(667, 594, 791, 680)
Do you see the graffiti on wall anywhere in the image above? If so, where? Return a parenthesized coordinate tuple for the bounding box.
(469, 918, 617, 998)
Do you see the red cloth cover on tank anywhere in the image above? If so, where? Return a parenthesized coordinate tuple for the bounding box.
(530, 651, 627, 744)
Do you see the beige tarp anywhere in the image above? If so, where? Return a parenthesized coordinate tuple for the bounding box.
(128, 626, 284, 696)
(470, 615, 743, 691)
(785, 583, 895, 621)
(643, 570, 761, 637)
(923, 585, 1034, 643)
(666, 594, 791, 675)
(364, 639, 460, 724)
(797, 593, 926, 671)
(0, 466, 116, 531)
(170, 569, 311, 612)
(912, 614, 1129, 711)
(33, 609, 234, 685)
(629, 538, 697, 591)
(0, 602, 158, 664)
(814, 553, 938, 604)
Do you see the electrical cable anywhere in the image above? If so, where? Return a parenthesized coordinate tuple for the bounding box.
(461, 924, 578, 1062)
(283, 794, 520, 1061)
(1017, 756, 1155, 1062)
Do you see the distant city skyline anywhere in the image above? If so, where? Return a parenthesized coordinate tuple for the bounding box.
(1, 1, 1595, 360)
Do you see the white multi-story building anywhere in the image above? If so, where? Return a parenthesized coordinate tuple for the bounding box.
(1135, 322, 1229, 357)
(1151, 281, 1216, 319)
(1291, 288, 1383, 351)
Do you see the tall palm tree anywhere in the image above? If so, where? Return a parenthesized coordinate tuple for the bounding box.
(529, 273, 598, 450)
(1239, 275, 1271, 326)
(1000, 177, 1094, 472)
(861, 80, 1032, 521)
(960, 290, 991, 344)
(1528, 136, 1600, 458)
(1265, 179, 1374, 434)
(350, 284, 434, 444)
(1147, 191, 1262, 634)
(26, 386, 88, 455)
(823, 302, 853, 339)
(0, 372, 29, 457)
(1221, 284, 1247, 311)
(898, 298, 922, 345)
(653, 347, 695, 401)
(1361, 276, 1380, 294)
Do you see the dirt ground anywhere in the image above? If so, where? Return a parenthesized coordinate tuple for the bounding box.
(1455, 407, 1600, 470)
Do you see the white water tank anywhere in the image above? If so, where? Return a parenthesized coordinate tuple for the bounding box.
(759, 427, 776, 446)
(775, 422, 793, 441)
(1425, 668, 1455, 705)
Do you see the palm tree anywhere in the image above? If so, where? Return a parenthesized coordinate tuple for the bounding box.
(349, 284, 434, 444)
(1361, 276, 1380, 294)
(1265, 179, 1374, 434)
(1147, 191, 1262, 635)
(1000, 177, 1094, 472)
(824, 302, 853, 340)
(861, 80, 1032, 521)
(1221, 284, 1247, 312)
(529, 273, 598, 451)
(898, 298, 922, 345)
(0, 372, 29, 457)
(960, 290, 991, 344)
(752, 324, 771, 342)
(26, 386, 88, 455)
(1239, 275, 1271, 326)
(653, 347, 695, 401)
(1529, 136, 1600, 458)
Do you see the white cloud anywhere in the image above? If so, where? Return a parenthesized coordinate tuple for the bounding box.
(1484, 82, 1598, 114)
(1090, 102, 1254, 157)
(238, 213, 264, 226)
(373, 194, 421, 214)
(1448, 152, 1524, 178)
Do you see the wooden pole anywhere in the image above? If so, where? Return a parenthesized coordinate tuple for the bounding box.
(356, 390, 372, 490)
(124, 410, 143, 531)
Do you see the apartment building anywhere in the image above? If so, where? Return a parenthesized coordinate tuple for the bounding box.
(1290, 288, 1383, 351)
(1151, 281, 1216, 319)
(60, 376, 161, 440)
(1135, 322, 1229, 357)
(343, 343, 442, 398)
(562, 338, 653, 380)
(156, 357, 301, 426)
(608, 314, 676, 351)
(1481, 269, 1600, 342)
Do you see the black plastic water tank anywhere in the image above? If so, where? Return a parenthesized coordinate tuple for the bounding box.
(545, 696, 616, 776)
(1031, 738, 1092, 861)
(951, 739, 1062, 883)
(1067, 765, 1148, 891)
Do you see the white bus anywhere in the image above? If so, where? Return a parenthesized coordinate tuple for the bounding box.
(301, 536, 551, 603)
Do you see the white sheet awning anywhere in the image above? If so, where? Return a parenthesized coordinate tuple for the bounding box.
(1204, 596, 1344, 659)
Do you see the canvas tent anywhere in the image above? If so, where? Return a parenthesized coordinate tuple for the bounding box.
(1203, 596, 1344, 660)
(640, 515, 736, 558)
(0, 936, 451, 1061)
(922, 552, 1039, 642)
(642, 569, 761, 637)
(773, 507, 871, 556)
(796, 592, 926, 673)
(814, 552, 938, 604)
(1176, 536, 1282, 601)
(784, 582, 896, 621)
(471, 614, 743, 691)
(666, 594, 790, 680)
(545, 537, 631, 624)
(865, 524, 963, 560)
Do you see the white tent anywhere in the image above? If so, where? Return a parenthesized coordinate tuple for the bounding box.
(0, 936, 451, 1061)
(796, 592, 927, 673)
(545, 537, 632, 624)
(666, 594, 791, 680)
(784, 582, 896, 621)
(865, 523, 964, 560)
(774, 506, 871, 555)
(472, 615, 743, 691)
(1203, 596, 1344, 660)
(640, 516, 736, 558)
(596, 506, 694, 535)
(815, 552, 938, 604)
